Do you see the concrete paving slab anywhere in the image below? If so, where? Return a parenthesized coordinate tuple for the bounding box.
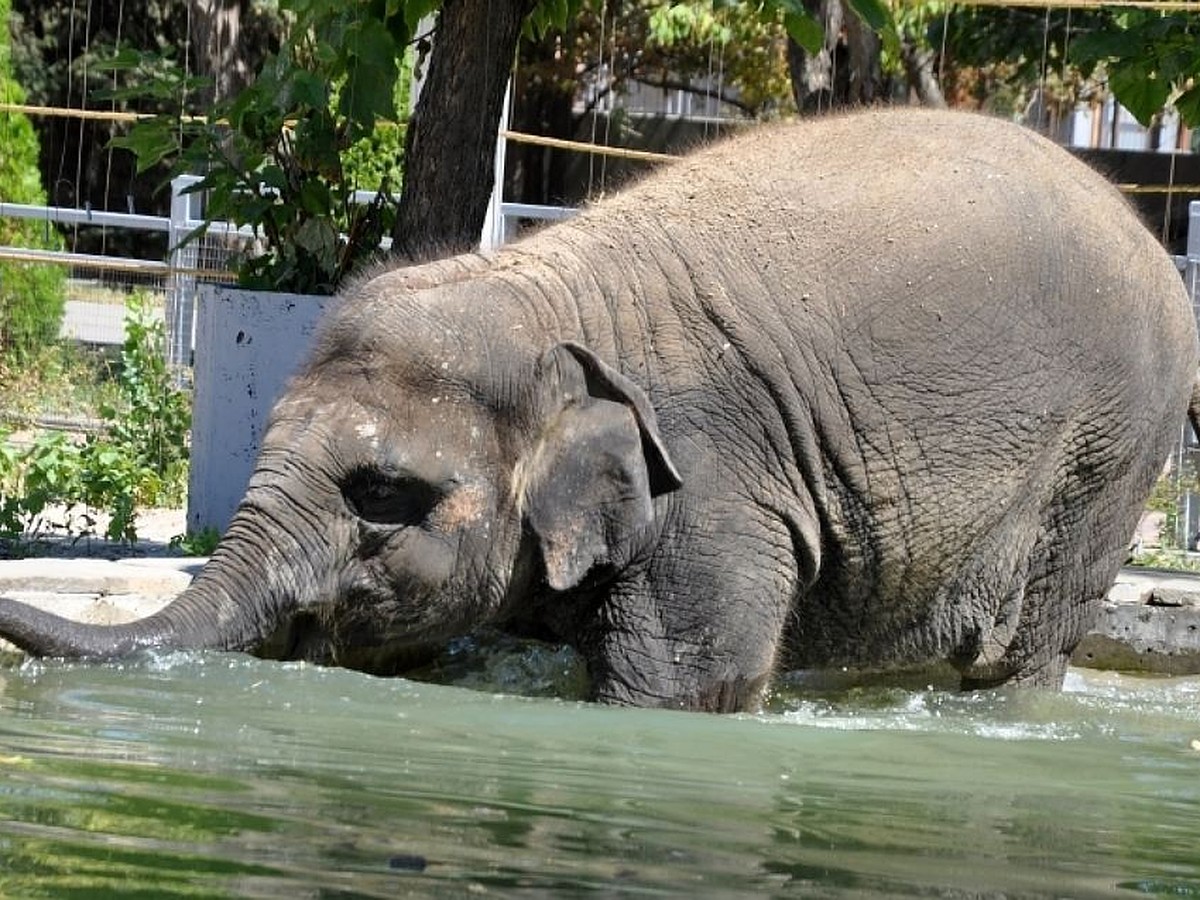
(4, 591, 172, 625)
(0, 558, 201, 597)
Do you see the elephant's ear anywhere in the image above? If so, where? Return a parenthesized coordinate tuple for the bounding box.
(521, 342, 683, 592)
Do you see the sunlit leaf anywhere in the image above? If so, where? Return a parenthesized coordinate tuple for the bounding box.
(846, 0, 892, 33)
(783, 10, 824, 55)
(1109, 62, 1171, 127)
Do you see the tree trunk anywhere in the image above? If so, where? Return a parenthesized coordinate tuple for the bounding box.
(786, 0, 882, 113)
(393, 0, 535, 261)
(188, 0, 250, 104)
(899, 34, 947, 108)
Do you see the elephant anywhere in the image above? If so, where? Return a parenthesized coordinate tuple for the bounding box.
(1, 108, 1196, 713)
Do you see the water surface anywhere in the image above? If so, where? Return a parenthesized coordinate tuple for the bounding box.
(1, 654, 1198, 897)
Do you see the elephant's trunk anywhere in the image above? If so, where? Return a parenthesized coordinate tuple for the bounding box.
(0, 519, 305, 661)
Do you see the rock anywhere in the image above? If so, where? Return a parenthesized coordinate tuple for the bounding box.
(1072, 599, 1200, 675)
(1144, 588, 1200, 608)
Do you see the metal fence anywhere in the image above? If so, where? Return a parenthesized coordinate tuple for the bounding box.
(0, 171, 575, 426)
(1172, 201, 1200, 549)
(0, 176, 239, 379)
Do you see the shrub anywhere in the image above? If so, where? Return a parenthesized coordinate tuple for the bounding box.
(0, 0, 67, 362)
(0, 291, 191, 545)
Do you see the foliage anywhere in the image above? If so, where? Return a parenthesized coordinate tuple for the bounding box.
(648, 0, 895, 64)
(1128, 548, 1200, 574)
(107, 0, 423, 294)
(0, 292, 191, 546)
(1070, 10, 1200, 128)
(0, 341, 122, 424)
(169, 526, 221, 556)
(1126, 467, 1200, 574)
(0, 0, 67, 362)
(518, 0, 796, 136)
(637, 0, 914, 114)
(101, 292, 192, 504)
(919, 4, 1200, 129)
(647, 1, 1200, 129)
(642, 1, 796, 115)
(9, 0, 283, 252)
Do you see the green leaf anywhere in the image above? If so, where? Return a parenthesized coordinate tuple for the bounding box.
(1069, 27, 1138, 70)
(844, 0, 898, 55)
(341, 71, 398, 140)
(259, 164, 289, 192)
(783, 10, 825, 55)
(287, 69, 330, 112)
(1174, 84, 1200, 129)
(108, 119, 180, 174)
(546, 0, 571, 32)
(845, 0, 892, 33)
(295, 218, 339, 262)
(99, 46, 156, 71)
(528, 0, 582, 38)
(403, 0, 440, 33)
(347, 18, 399, 73)
(299, 179, 332, 216)
(1109, 62, 1171, 127)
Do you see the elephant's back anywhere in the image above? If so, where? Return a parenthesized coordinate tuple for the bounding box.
(538, 108, 1191, 356)
(507, 108, 1196, 473)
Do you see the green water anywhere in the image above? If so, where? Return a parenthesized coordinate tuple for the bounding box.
(1, 655, 1199, 898)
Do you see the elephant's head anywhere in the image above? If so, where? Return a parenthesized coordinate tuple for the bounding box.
(0, 288, 682, 675)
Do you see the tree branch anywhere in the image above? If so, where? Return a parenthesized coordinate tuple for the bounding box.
(623, 73, 753, 116)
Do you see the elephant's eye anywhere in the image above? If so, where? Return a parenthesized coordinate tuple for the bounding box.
(342, 468, 441, 527)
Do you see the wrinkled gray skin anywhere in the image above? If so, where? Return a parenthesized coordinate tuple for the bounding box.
(2, 109, 1196, 712)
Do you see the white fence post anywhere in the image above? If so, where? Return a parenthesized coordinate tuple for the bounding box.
(481, 78, 513, 252)
(1176, 201, 1200, 550)
(167, 175, 200, 370)
(1189, 200, 1200, 280)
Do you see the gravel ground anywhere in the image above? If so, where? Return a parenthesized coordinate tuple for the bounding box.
(2, 505, 189, 560)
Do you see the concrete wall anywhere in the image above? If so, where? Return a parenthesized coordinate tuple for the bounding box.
(187, 285, 331, 533)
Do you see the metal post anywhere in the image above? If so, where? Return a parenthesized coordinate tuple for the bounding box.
(1189, 200, 1200, 264)
(167, 175, 199, 371)
(1179, 200, 1200, 550)
(481, 78, 513, 252)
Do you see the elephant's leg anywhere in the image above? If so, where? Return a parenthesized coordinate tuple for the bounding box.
(959, 533, 1102, 690)
(587, 521, 800, 713)
(959, 468, 1143, 691)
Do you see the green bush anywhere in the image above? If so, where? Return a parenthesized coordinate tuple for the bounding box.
(0, 0, 66, 362)
(0, 291, 191, 546)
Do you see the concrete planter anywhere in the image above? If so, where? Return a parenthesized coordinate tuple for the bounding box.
(187, 284, 332, 533)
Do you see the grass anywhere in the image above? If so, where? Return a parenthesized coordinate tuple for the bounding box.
(1128, 549, 1200, 574)
(67, 280, 135, 306)
(0, 340, 123, 425)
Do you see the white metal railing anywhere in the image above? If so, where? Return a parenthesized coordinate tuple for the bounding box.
(0, 171, 578, 366)
(0, 201, 171, 233)
(1174, 200, 1200, 549)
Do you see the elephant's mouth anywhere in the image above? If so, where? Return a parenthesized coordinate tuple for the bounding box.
(331, 585, 451, 650)
(256, 589, 445, 676)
